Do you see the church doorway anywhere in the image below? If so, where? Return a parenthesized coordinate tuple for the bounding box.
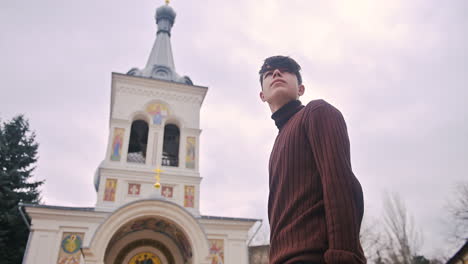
(104, 217, 192, 264)
(128, 252, 162, 264)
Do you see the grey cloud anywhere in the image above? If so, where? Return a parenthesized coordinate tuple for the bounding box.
(1, 0, 467, 257)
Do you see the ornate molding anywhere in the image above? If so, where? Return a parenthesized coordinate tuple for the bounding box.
(87, 199, 209, 263)
(117, 85, 203, 105)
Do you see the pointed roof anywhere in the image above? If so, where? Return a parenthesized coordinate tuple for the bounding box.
(127, 2, 193, 85)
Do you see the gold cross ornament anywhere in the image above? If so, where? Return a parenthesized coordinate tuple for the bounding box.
(154, 167, 163, 189)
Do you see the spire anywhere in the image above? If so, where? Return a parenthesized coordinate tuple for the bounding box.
(127, 1, 193, 85)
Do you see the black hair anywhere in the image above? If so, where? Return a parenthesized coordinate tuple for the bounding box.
(259, 55, 302, 86)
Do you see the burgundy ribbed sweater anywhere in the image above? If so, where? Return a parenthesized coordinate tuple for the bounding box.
(268, 100, 366, 264)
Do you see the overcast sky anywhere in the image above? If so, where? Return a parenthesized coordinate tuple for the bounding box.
(1, 0, 467, 259)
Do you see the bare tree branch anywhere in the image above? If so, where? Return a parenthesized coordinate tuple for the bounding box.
(360, 214, 386, 262)
(446, 182, 468, 243)
(382, 192, 423, 264)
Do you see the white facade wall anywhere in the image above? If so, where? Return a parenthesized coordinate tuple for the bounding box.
(23, 204, 256, 264)
(200, 218, 254, 264)
(23, 207, 108, 264)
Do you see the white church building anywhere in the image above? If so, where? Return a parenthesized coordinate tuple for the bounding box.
(21, 2, 260, 264)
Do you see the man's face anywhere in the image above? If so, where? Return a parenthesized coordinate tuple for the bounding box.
(259, 68, 304, 106)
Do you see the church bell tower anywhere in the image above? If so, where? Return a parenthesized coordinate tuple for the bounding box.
(21, 3, 257, 264)
(94, 1, 207, 217)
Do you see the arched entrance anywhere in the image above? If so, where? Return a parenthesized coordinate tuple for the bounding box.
(105, 217, 191, 264)
(82, 199, 210, 264)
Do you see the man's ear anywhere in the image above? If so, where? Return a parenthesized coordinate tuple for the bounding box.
(260, 91, 266, 102)
(298, 84, 305, 96)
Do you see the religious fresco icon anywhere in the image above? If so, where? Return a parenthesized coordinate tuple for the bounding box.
(209, 239, 224, 264)
(128, 183, 141, 196)
(56, 232, 84, 264)
(111, 128, 125, 161)
(146, 103, 169, 125)
(62, 234, 82, 254)
(128, 252, 161, 264)
(161, 185, 173, 198)
(104, 178, 117, 202)
(184, 185, 195, 208)
(185, 137, 196, 169)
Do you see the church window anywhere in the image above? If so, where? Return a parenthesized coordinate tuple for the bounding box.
(127, 120, 149, 163)
(162, 124, 179, 167)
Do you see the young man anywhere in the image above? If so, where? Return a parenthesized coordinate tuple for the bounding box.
(259, 56, 366, 264)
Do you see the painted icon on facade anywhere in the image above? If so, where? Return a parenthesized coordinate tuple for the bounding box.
(128, 252, 161, 264)
(104, 178, 117, 202)
(161, 185, 173, 198)
(128, 183, 141, 196)
(56, 232, 84, 264)
(184, 185, 195, 208)
(111, 128, 125, 161)
(146, 103, 169, 125)
(186, 136, 196, 169)
(209, 239, 224, 264)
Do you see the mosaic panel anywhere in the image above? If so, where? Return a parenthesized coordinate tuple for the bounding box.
(146, 103, 169, 125)
(104, 178, 117, 202)
(162, 185, 173, 198)
(56, 232, 84, 264)
(184, 185, 194, 208)
(111, 128, 125, 161)
(185, 137, 196, 169)
(209, 239, 224, 264)
(128, 183, 141, 196)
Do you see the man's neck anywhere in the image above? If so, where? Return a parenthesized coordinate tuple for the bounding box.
(269, 98, 297, 113)
(270, 100, 303, 130)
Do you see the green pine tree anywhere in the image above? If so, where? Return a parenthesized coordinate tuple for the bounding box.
(0, 115, 44, 264)
(412, 255, 431, 264)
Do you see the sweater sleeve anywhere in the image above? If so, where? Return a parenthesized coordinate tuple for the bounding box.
(304, 102, 366, 264)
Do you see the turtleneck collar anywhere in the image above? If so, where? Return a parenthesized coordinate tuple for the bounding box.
(271, 100, 304, 130)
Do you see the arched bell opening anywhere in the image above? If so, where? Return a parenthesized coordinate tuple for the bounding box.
(162, 124, 180, 167)
(127, 120, 149, 163)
